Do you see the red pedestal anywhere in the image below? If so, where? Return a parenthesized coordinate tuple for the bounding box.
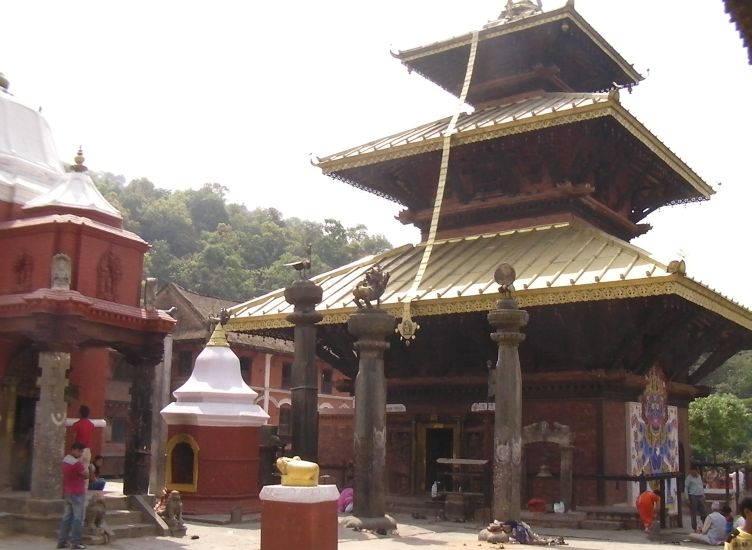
(167, 424, 262, 514)
(259, 485, 339, 550)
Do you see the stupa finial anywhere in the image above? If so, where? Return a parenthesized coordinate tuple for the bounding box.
(72, 147, 87, 172)
(207, 321, 231, 348)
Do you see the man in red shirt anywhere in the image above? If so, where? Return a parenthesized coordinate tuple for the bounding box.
(57, 441, 88, 549)
(70, 405, 95, 449)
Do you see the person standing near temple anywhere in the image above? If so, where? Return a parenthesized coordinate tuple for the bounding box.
(686, 465, 708, 532)
(70, 405, 95, 449)
(57, 441, 88, 549)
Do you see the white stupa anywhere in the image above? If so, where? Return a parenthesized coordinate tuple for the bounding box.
(161, 322, 269, 427)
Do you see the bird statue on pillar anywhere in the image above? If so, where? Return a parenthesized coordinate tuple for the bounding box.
(284, 244, 313, 279)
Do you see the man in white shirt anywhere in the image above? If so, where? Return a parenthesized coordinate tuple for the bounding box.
(686, 466, 708, 531)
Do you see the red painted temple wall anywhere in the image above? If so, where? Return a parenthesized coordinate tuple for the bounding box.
(318, 412, 354, 487)
(67, 347, 110, 458)
(0, 223, 145, 306)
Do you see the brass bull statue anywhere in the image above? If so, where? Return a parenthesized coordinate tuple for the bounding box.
(276, 456, 320, 487)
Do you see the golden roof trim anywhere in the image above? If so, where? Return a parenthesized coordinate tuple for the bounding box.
(609, 105, 714, 198)
(319, 100, 711, 202)
(397, 6, 642, 84)
(319, 98, 613, 172)
(226, 277, 752, 333)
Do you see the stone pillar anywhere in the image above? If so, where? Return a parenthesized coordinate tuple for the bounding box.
(124, 357, 156, 495)
(560, 445, 574, 511)
(487, 265, 528, 521)
(284, 278, 323, 463)
(150, 335, 173, 494)
(344, 307, 397, 532)
(30, 351, 70, 498)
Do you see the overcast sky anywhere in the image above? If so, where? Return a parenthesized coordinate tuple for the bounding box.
(2, 0, 751, 307)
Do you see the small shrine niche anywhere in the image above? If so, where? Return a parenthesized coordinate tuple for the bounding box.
(166, 434, 199, 492)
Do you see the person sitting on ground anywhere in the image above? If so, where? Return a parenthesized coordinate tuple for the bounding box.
(337, 486, 353, 513)
(88, 454, 106, 491)
(726, 497, 752, 549)
(690, 502, 731, 545)
(636, 488, 662, 534)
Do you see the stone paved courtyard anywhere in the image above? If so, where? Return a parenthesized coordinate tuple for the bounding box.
(0, 514, 716, 550)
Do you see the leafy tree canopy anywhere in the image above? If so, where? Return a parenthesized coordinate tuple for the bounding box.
(93, 175, 391, 302)
(688, 393, 752, 462)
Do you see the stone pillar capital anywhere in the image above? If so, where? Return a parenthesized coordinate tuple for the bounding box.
(348, 309, 395, 340)
(285, 279, 324, 324)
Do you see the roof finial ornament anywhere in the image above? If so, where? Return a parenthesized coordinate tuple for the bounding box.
(0, 73, 9, 92)
(494, 263, 517, 299)
(72, 147, 87, 173)
(498, 0, 543, 23)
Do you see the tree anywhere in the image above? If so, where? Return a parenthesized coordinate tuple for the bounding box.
(689, 393, 752, 462)
(700, 351, 752, 398)
(91, 170, 393, 301)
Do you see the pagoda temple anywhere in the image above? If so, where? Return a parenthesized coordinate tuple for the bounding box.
(226, 2, 752, 510)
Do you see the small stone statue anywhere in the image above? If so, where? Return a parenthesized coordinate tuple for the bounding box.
(156, 489, 186, 536)
(276, 456, 320, 487)
(51, 253, 72, 290)
(352, 265, 390, 309)
(85, 494, 113, 543)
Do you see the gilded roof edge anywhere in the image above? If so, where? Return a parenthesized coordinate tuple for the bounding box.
(317, 99, 712, 200)
(396, 6, 642, 85)
(225, 276, 752, 333)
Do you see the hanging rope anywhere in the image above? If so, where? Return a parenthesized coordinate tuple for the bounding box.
(397, 30, 480, 344)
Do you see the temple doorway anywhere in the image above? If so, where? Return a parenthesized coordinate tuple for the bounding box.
(425, 427, 453, 491)
(12, 396, 35, 490)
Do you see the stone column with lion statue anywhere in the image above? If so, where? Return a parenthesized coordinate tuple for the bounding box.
(344, 265, 397, 533)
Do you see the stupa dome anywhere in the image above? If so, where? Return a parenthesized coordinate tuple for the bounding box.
(0, 74, 65, 206)
(161, 323, 270, 427)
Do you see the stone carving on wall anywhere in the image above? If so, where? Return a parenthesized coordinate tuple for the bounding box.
(51, 253, 71, 290)
(13, 251, 33, 293)
(97, 248, 122, 301)
(522, 421, 571, 446)
(143, 277, 157, 310)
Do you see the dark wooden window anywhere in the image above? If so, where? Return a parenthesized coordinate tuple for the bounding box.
(239, 357, 251, 385)
(281, 362, 292, 389)
(171, 442, 194, 484)
(321, 368, 333, 394)
(110, 417, 126, 443)
(278, 405, 291, 436)
(177, 351, 193, 377)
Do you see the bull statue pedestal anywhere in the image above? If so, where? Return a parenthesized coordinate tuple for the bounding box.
(259, 457, 339, 550)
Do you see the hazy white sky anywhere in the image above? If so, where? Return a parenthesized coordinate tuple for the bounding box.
(2, 0, 751, 307)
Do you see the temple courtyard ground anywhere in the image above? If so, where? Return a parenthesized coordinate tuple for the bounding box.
(0, 515, 719, 549)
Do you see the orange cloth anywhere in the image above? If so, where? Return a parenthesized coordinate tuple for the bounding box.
(635, 490, 660, 528)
